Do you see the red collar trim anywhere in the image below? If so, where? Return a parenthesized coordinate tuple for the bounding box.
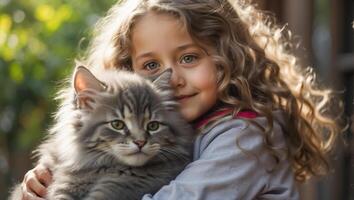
(193, 108, 258, 130)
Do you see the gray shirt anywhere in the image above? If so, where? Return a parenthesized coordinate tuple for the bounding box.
(143, 112, 299, 200)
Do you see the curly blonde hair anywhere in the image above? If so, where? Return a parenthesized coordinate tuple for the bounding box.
(79, 0, 345, 182)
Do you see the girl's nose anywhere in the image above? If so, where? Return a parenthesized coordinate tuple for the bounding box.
(169, 68, 185, 88)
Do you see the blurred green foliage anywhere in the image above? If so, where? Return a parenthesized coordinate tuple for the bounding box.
(0, 0, 116, 198)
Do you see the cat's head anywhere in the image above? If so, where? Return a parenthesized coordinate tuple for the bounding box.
(72, 66, 188, 166)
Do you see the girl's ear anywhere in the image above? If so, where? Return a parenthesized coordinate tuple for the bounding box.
(73, 66, 106, 93)
(73, 66, 106, 110)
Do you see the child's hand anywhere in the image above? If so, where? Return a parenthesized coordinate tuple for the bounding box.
(21, 163, 52, 200)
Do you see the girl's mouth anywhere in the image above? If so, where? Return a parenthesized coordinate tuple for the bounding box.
(176, 93, 197, 102)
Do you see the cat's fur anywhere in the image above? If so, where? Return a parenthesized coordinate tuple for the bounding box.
(10, 66, 194, 200)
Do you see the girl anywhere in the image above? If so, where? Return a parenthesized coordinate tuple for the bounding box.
(19, 0, 344, 199)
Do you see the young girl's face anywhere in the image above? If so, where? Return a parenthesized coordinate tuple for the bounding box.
(131, 12, 218, 122)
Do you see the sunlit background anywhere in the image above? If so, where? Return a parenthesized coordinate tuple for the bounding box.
(0, 0, 353, 199)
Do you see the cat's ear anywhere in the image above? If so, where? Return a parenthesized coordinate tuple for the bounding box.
(151, 68, 172, 91)
(73, 66, 106, 110)
(73, 66, 106, 93)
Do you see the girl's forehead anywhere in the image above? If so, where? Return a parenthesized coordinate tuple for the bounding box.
(132, 12, 185, 35)
(130, 12, 192, 52)
(130, 11, 215, 57)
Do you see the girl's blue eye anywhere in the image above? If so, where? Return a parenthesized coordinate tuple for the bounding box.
(181, 55, 197, 64)
(144, 62, 160, 71)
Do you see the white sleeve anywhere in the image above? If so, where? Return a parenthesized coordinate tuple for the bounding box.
(142, 122, 298, 200)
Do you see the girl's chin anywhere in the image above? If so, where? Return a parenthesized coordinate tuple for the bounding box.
(180, 109, 199, 122)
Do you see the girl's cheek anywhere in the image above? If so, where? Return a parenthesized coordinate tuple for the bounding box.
(192, 67, 218, 89)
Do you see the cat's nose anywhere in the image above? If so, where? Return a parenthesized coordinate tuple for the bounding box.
(133, 140, 147, 149)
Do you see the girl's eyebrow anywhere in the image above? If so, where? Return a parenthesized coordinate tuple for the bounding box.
(176, 43, 200, 51)
(177, 43, 210, 55)
(135, 52, 155, 61)
(134, 43, 204, 61)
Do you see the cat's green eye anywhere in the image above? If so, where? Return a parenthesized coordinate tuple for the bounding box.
(110, 120, 125, 130)
(147, 121, 160, 131)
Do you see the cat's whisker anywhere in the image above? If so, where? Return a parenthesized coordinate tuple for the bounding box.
(156, 152, 171, 163)
(159, 148, 189, 161)
(148, 145, 160, 150)
(143, 148, 159, 155)
(149, 144, 160, 148)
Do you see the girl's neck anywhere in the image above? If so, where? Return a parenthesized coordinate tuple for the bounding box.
(192, 103, 258, 131)
(192, 102, 233, 130)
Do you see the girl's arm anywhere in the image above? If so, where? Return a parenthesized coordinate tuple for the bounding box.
(143, 119, 299, 200)
(20, 163, 52, 200)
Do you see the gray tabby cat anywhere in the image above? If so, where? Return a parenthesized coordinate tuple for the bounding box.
(10, 66, 193, 200)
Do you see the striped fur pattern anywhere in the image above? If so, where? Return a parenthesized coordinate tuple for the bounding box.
(10, 67, 193, 200)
